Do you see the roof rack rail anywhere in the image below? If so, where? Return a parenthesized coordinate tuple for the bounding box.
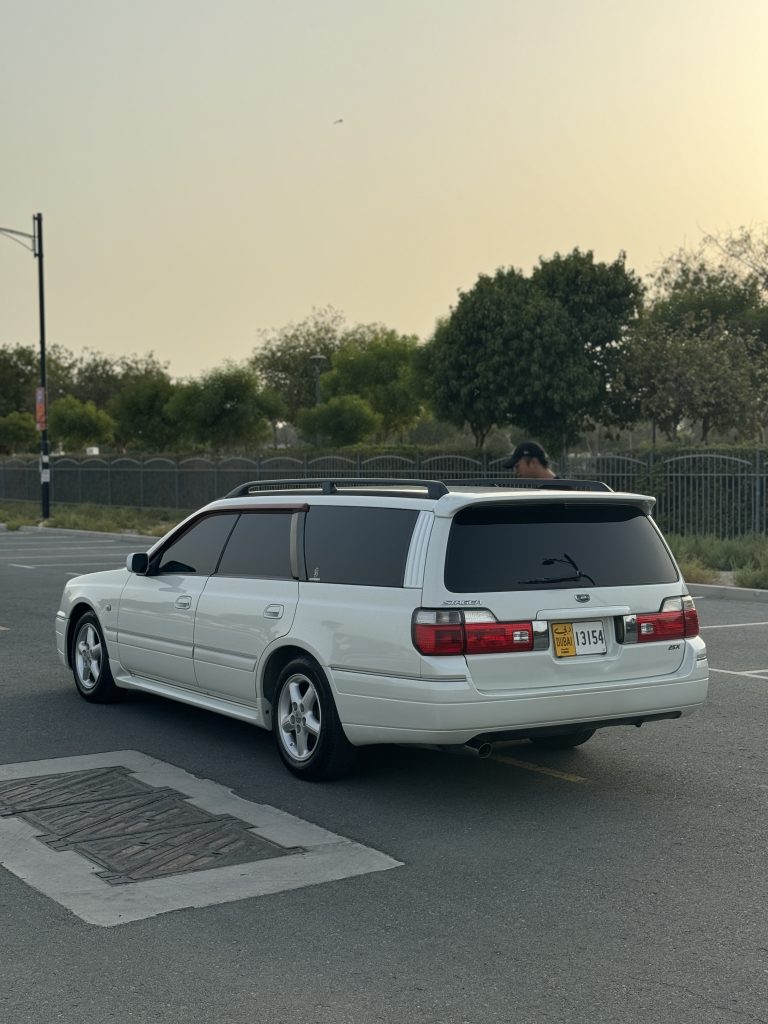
(445, 478, 614, 493)
(223, 478, 450, 500)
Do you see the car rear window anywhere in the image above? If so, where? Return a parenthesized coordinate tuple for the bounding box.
(445, 503, 679, 592)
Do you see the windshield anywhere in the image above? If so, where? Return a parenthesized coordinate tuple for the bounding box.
(445, 503, 679, 593)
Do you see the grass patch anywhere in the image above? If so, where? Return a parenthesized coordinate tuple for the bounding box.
(0, 501, 186, 537)
(665, 533, 766, 571)
(674, 557, 718, 585)
(667, 533, 768, 589)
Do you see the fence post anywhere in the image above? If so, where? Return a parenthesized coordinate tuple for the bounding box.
(755, 450, 765, 535)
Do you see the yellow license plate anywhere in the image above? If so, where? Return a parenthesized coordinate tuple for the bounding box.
(553, 620, 607, 658)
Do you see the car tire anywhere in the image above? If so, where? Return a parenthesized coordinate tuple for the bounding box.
(272, 657, 357, 781)
(528, 728, 595, 750)
(71, 612, 120, 703)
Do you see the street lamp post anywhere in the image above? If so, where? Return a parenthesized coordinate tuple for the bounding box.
(0, 212, 50, 518)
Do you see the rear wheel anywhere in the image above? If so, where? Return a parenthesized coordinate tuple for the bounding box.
(528, 728, 595, 750)
(272, 657, 357, 780)
(72, 612, 120, 703)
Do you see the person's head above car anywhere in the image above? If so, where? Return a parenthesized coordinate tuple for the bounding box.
(503, 441, 556, 479)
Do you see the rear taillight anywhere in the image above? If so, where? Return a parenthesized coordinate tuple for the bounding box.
(622, 596, 700, 643)
(412, 610, 464, 656)
(412, 609, 547, 656)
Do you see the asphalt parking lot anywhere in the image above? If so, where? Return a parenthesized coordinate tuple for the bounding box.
(1, 527, 767, 1024)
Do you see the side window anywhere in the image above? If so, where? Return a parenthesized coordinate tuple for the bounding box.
(157, 514, 238, 576)
(217, 512, 293, 579)
(304, 506, 418, 587)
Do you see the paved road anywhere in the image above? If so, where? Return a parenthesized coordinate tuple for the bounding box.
(1, 529, 767, 1024)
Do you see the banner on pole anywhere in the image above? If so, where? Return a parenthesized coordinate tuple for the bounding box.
(35, 386, 47, 431)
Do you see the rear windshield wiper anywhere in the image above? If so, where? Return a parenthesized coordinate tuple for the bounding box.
(516, 572, 594, 586)
(517, 552, 596, 587)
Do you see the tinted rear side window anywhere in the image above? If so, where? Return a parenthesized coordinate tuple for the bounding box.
(304, 506, 418, 587)
(217, 512, 293, 579)
(445, 503, 678, 592)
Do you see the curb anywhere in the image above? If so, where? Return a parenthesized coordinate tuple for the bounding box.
(689, 582, 768, 604)
(9, 525, 159, 544)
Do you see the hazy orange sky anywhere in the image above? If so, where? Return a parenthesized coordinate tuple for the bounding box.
(2, 0, 767, 379)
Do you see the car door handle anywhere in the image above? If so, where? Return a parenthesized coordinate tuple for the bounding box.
(264, 604, 284, 619)
(175, 596, 192, 609)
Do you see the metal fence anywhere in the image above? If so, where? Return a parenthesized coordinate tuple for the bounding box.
(1, 450, 766, 538)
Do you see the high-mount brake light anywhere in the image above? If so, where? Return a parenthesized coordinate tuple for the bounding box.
(412, 609, 545, 656)
(622, 595, 700, 643)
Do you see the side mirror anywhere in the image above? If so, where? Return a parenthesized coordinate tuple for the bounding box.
(126, 552, 149, 575)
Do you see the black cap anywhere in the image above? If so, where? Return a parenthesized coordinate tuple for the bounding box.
(502, 441, 548, 470)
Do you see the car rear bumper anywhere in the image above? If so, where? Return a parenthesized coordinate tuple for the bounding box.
(335, 669, 709, 746)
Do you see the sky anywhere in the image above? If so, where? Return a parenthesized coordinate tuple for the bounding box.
(2, 0, 767, 380)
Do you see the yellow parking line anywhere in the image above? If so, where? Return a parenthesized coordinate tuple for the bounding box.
(492, 754, 588, 784)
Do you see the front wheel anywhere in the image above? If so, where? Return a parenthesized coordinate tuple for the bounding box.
(71, 612, 120, 703)
(528, 728, 595, 750)
(272, 657, 357, 781)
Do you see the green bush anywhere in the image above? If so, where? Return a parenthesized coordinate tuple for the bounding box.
(675, 557, 718, 584)
(733, 549, 768, 590)
(666, 534, 767, 571)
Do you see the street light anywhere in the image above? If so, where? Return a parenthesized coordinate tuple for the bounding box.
(0, 213, 49, 518)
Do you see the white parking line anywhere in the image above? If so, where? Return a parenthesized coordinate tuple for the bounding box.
(9, 564, 34, 569)
(710, 667, 768, 680)
(700, 621, 768, 630)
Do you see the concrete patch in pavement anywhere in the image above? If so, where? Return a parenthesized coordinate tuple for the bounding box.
(0, 750, 401, 927)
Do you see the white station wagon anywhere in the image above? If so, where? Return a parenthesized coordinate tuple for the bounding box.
(56, 478, 709, 780)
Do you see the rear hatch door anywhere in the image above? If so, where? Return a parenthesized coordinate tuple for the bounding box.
(422, 497, 689, 692)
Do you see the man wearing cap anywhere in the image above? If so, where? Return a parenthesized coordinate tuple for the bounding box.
(503, 441, 557, 479)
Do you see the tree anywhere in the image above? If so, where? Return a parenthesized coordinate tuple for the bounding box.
(257, 388, 289, 449)
(250, 308, 345, 419)
(0, 342, 85, 415)
(165, 365, 271, 451)
(107, 355, 178, 451)
(421, 271, 528, 448)
(609, 315, 758, 442)
(48, 396, 115, 451)
(45, 344, 79, 406)
(421, 252, 639, 449)
(0, 412, 37, 454)
(705, 224, 768, 293)
(630, 250, 768, 440)
(0, 344, 38, 416)
(296, 395, 381, 446)
(531, 249, 643, 424)
(647, 251, 768, 352)
(69, 349, 123, 409)
(320, 328, 422, 440)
